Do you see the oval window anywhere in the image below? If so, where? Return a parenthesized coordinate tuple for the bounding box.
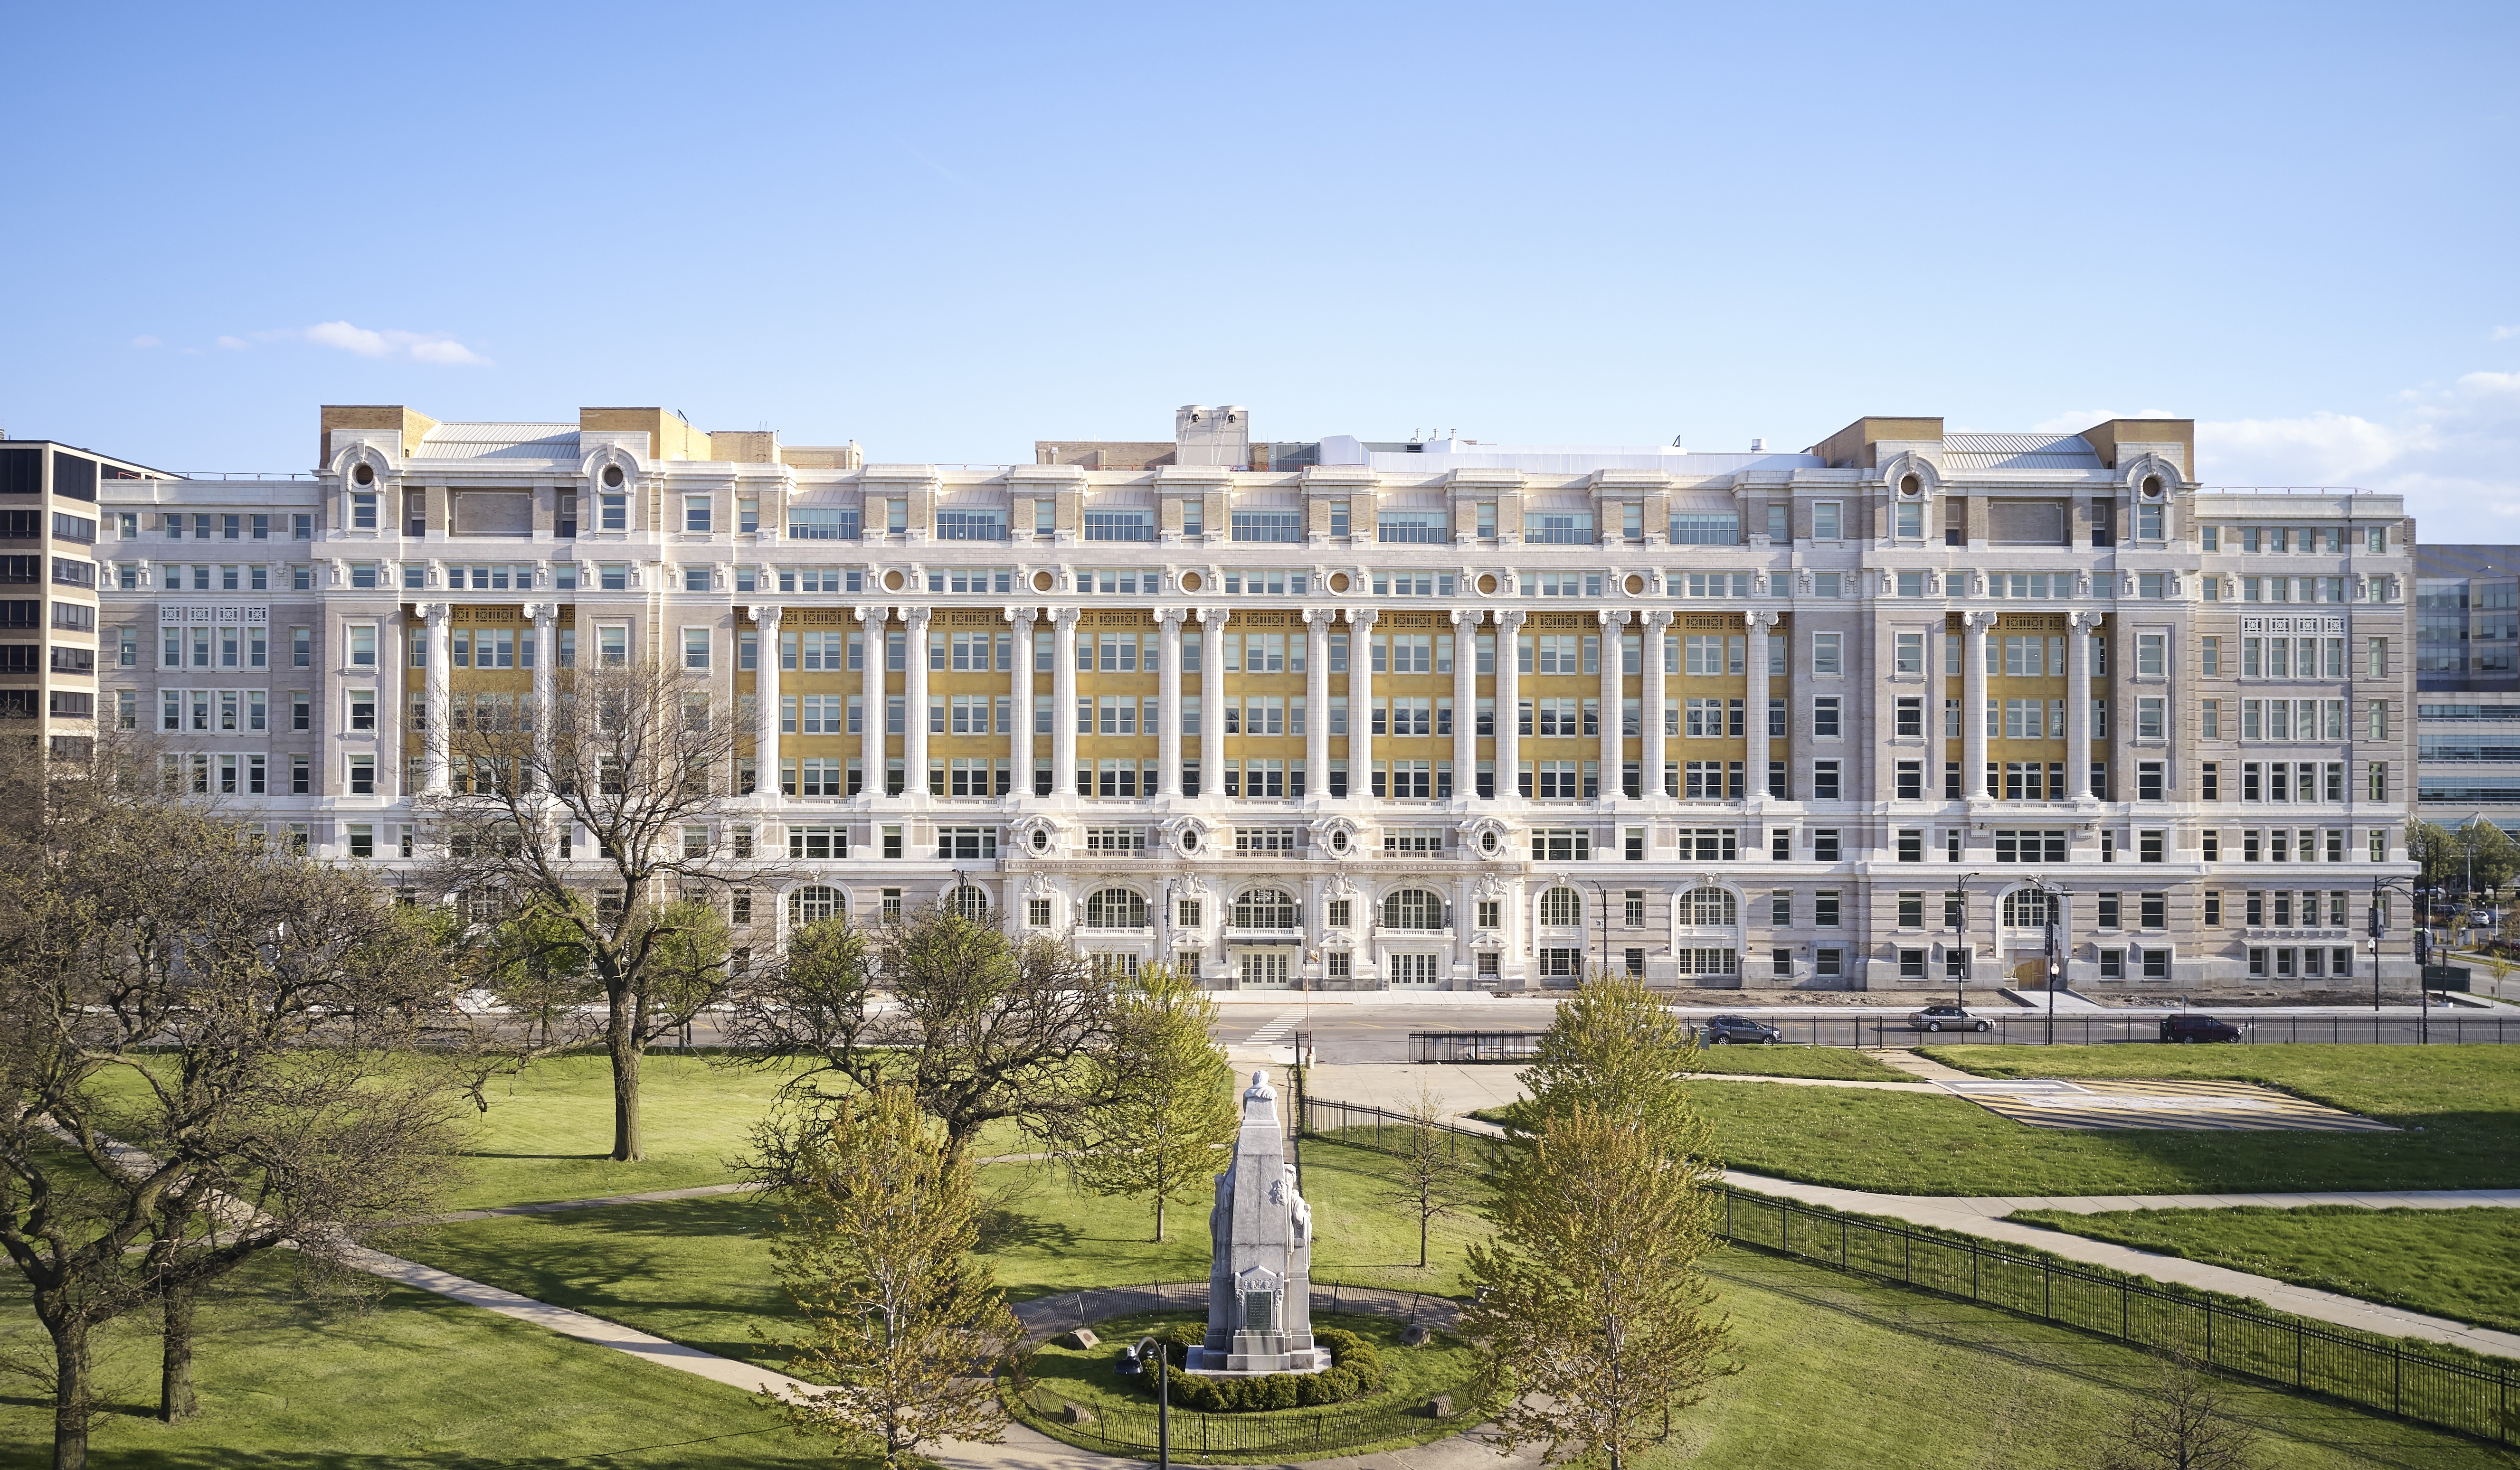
(602, 465, 625, 489)
(1622, 573, 1646, 595)
(1899, 473, 1922, 497)
(1032, 570, 1055, 593)
(1181, 829, 1200, 853)
(1480, 830, 1500, 856)
(2141, 475, 2163, 498)
(1328, 571, 1351, 593)
(1180, 570, 1204, 592)
(1030, 828, 1050, 853)
(352, 463, 375, 486)
(1329, 830, 1349, 854)
(1476, 573, 1498, 595)
(882, 569, 905, 592)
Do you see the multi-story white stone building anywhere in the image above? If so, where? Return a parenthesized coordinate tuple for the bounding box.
(89, 403, 2420, 992)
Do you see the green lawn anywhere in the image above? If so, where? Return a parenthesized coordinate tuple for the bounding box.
(398, 1137, 1498, 1379)
(442, 1054, 1031, 1211)
(0, 1254, 847, 1469)
(2010, 1204, 2520, 1337)
(1693, 1045, 2520, 1197)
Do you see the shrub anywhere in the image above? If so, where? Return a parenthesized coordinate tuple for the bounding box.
(1144, 1323, 1384, 1413)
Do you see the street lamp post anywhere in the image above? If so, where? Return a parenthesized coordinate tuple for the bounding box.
(2021, 878, 2064, 1047)
(2369, 876, 2416, 1023)
(1133, 1336, 1172, 1470)
(1950, 872, 1980, 1012)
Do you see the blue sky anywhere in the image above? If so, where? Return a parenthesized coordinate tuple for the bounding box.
(5, 2, 2515, 534)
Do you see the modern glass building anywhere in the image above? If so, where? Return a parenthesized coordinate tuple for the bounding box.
(2415, 545, 2520, 833)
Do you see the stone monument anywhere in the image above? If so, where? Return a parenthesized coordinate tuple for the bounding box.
(1185, 1069, 1328, 1375)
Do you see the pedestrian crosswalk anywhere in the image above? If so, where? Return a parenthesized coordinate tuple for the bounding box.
(1241, 1010, 1307, 1048)
(1936, 1076, 2397, 1133)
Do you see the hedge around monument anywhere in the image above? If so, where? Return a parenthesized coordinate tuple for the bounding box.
(1140, 1322, 1384, 1412)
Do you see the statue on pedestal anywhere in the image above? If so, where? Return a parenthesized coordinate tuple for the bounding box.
(1185, 1070, 1328, 1376)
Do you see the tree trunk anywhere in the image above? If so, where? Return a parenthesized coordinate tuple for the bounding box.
(1420, 1211, 1430, 1269)
(161, 1282, 198, 1422)
(1155, 1195, 1165, 1244)
(609, 1006, 644, 1162)
(52, 1316, 90, 1470)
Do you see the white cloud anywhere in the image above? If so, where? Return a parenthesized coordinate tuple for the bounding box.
(297, 320, 490, 366)
(2198, 372, 2520, 541)
(210, 320, 493, 365)
(130, 335, 161, 349)
(2493, 325, 2519, 341)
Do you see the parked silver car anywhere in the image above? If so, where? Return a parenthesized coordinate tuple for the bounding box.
(1907, 1004, 1990, 1034)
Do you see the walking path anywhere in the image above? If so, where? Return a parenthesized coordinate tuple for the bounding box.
(1717, 1168, 2520, 1360)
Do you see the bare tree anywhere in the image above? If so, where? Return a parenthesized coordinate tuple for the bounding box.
(0, 740, 464, 1470)
(418, 657, 777, 1161)
(1389, 1078, 1482, 1269)
(728, 901, 1118, 1164)
(2098, 1350, 2262, 1470)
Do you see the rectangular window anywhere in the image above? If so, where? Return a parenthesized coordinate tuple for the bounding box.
(1811, 632, 1841, 676)
(1812, 502, 1842, 540)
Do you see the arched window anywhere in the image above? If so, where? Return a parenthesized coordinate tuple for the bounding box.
(1381, 888, 1445, 930)
(787, 884, 844, 926)
(2002, 890, 2054, 927)
(1233, 888, 1298, 928)
(1539, 886, 1583, 927)
(1684, 887, 1737, 927)
(1084, 888, 1149, 930)
(946, 885, 989, 921)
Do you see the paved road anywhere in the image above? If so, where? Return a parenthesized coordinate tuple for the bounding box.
(1203, 998, 2519, 1064)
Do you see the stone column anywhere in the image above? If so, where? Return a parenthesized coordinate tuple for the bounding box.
(1349, 609, 1378, 801)
(1007, 605, 1036, 800)
(1494, 610, 1525, 801)
(1156, 606, 1185, 798)
(1964, 609, 1999, 800)
(1598, 609, 1624, 800)
(1202, 607, 1230, 794)
(901, 607, 932, 798)
(2068, 608, 2100, 800)
(856, 605, 886, 798)
(748, 604, 781, 803)
(1304, 608, 1332, 800)
(1642, 609, 1672, 801)
(421, 603, 452, 794)
(1450, 608, 1478, 801)
(1745, 609, 1777, 805)
(1052, 607, 1082, 798)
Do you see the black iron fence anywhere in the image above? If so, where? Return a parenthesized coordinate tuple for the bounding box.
(1410, 1014, 2520, 1061)
(1015, 1382, 1460, 1458)
(1715, 1187, 2519, 1446)
(1298, 1097, 2520, 1447)
(1296, 1096, 1509, 1162)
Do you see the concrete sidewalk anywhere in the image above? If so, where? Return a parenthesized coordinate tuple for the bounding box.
(1715, 1168, 2520, 1360)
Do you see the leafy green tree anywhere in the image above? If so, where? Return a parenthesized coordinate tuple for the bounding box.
(1461, 1102, 1734, 1470)
(1515, 971, 1704, 1144)
(757, 1085, 1022, 1468)
(1071, 964, 1236, 1241)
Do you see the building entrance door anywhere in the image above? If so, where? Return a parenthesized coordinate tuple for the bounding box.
(1388, 953, 1441, 988)
(1236, 950, 1292, 989)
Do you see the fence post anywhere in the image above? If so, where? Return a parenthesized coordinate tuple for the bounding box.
(1840, 1216, 1848, 1271)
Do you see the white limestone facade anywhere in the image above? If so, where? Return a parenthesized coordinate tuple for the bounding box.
(89, 405, 2422, 992)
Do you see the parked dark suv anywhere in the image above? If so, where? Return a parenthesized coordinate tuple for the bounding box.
(1699, 1015, 1784, 1046)
(2159, 1013, 2243, 1043)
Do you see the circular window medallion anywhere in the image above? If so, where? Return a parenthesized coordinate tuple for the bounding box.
(1622, 573, 1646, 595)
(1030, 828, 1050, 854)
(881, 569, 905, 592)
(1899, 473, 1922, 497)
(1180, 570, 1203, 592)
(1328, 571, 1352, 594)
(351, 463, 374, 486)
(602, 465, 625, 489)
(1032, 570, 1054, 593)
(1476, 573, 1498, 595)
(2141, 475, 2163, 498)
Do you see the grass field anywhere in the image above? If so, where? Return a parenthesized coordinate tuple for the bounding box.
(2010, 1204, 2520, 1337)
(398, 1136, 1498, 1377)
(1693, 1045, 2520, 1197)
(0, 1254, 843, 1469)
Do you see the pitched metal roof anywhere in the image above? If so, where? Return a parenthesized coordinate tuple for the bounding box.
(1941, 433, 2103, 472)
(411, 423, 581, 461)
